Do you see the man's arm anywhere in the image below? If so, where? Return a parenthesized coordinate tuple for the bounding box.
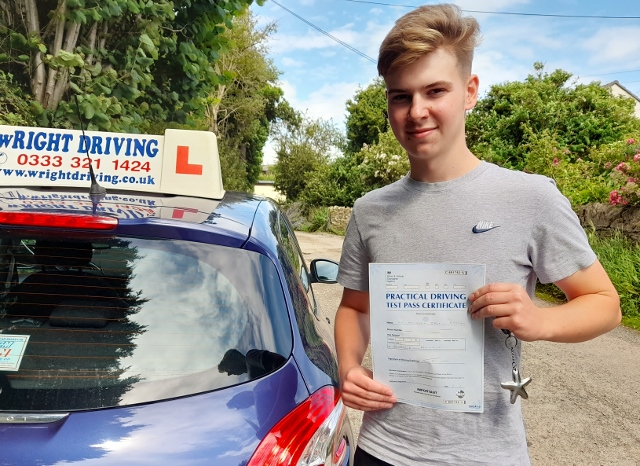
(335, 287, 397, 411)
(468, 260, 621, 343)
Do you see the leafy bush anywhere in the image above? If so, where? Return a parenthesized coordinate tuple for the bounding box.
(523, 130, 612, 205)
(0, 71, 38, 126)
(345, 78, 388, 154)
(273, 117, 344, 201)
(217, 138, 253, 192)
(300, 157, 366, 208)
(300, 130, 408, 208)
(589, 137, 640, 206)
(467, 63, 640, 171)
(358, 130, 410, 188)
(300, 207, 330, 232)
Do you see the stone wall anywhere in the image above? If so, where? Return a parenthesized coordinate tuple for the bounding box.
(327, 206, 352, 231)
(327, 203, 640, 241)
(574, 203, 640, 242)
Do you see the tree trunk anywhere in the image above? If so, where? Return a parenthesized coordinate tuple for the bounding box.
(43, 0, 67, 109)
(206, 84, 226, 134)
(85, 21, 98, 65)
(48, 19, 81, 111)
(23, 0, 45, 104)
(96, 21, 108, 66)
(0, 0, 13, 26)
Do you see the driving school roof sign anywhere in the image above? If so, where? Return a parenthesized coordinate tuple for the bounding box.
(0, 125, 225, 200)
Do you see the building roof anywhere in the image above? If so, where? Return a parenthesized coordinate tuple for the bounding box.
(604, 80, 640, 103)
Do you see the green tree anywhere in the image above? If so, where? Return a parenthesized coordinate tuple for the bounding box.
(301, 129, 408, 208)
(300, 153, 365, 208)
(197, 10, 295, 189)
(0, 0, 261, 131)
(466, 63, 640, 170)
(345, 78, 388, 154)
(273, 117, 345, 201)
(202, 11, 276, 136)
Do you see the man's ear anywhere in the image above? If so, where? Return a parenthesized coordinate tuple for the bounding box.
(465, 74, 479, 110)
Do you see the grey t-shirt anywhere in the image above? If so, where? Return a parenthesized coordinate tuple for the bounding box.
(338, 161, 596, 465)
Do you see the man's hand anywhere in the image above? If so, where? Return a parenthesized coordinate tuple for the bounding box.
(468, 283, 543, 341)
(468, 261, 621, 343)
(340, 365, 397, 411)
(336, 288, 397, 411)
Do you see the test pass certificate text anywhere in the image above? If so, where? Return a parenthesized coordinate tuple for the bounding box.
(369, 263, 486, 413)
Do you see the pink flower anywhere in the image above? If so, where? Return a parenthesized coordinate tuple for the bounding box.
(605, 162, 612, 169)
(609, 190, 627, 206)
(628, 177, 637, 183)
(616, 162, 628, 172)
(627, 138, 636, 145)
(634, 154, 640, 162)
(552, 157, 559, 166)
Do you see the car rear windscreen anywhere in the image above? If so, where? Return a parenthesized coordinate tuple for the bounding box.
(0, 234, 292, 411)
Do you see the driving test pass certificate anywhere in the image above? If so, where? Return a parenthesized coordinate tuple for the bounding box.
(369, 263, 486, 413)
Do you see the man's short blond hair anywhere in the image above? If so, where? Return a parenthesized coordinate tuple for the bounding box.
(378, 4, 481, 78)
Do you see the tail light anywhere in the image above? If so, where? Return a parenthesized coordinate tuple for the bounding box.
(0, 212, 118, 230)
(247, 386, 351, 466)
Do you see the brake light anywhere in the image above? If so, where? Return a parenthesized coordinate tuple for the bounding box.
(247, 386, 350, 466)
(0, 212, 118, 230)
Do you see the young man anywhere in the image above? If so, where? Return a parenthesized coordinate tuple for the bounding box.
(335, 4, 621, 465)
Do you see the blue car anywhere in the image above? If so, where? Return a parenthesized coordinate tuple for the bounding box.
(0, 125, 354, 465)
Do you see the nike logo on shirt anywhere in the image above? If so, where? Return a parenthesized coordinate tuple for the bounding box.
(472, 221, 500, 233)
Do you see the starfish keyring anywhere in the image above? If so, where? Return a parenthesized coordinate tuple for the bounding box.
(501, 367, 532, 404)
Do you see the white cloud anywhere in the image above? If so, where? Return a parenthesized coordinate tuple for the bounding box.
(480, 20, 563, 51)
(278, 79, 362, 124)
(359, 20, 395, 60)
(370, 8, 383, 16)
(267, 18, 391, 63)
(472, 50, 533, 95)
(319, 50, 337, 58)
(278, 79, 297, 102)
(470, 16, 586, 79)
(267, 31, 336, 54)
(305, 81, 362, 121)
(281, 57, 304, 67)
(583, 27, 640, 66)
(267, 21, 383, 57)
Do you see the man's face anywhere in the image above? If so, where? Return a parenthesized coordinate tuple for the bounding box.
(384, 48, 478, 162)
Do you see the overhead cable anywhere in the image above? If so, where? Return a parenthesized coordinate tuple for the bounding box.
(270, 0, 377, 63)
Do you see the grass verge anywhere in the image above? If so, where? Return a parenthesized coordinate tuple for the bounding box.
(588, 229, 640, 330)
(536, 229, 640, 333)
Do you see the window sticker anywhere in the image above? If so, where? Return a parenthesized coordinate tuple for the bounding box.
(0, 335, 30, 371)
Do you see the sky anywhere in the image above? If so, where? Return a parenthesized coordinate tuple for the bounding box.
(250, 0, 640, 163)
